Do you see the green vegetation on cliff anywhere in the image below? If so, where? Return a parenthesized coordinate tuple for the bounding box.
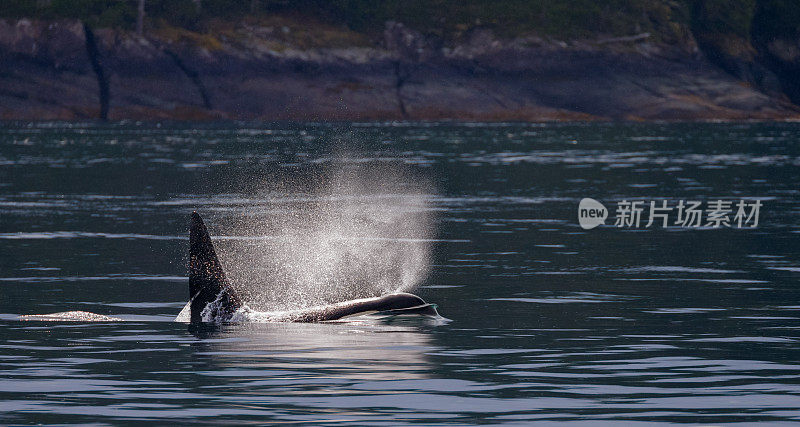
(2, 1, 797, 63)
(2, 0, 796, 42)
(0, 0, 698, 43)
(1, 0, 796, 48)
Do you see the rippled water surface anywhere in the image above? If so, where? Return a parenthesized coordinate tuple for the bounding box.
(1, 122, 799, 424)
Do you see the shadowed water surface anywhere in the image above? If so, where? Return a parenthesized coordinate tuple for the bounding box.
(1, 121, 799, 424)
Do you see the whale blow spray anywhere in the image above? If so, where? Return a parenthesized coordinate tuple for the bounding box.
(213, 163, 435, 311)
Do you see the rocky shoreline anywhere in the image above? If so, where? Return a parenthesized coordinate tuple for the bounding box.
(1, 18, 798, 121)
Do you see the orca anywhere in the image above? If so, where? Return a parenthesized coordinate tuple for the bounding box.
(182, 211, 440, 323)
(18, 311, 123, 322)
(19, 212, 440, 323)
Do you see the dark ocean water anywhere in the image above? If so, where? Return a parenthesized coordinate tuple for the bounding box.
(1, 121, 799, 425)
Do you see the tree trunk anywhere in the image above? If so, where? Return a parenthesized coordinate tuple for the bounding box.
(136, 0, 145, 36)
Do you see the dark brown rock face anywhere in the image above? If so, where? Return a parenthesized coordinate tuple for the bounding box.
(1, 19, 797, 121)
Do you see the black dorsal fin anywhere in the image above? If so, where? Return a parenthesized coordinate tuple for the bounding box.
(189, 211, 241, 323)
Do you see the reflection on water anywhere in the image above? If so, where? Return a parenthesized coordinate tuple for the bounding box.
(188, 320, 435, 382)
(1, 122, 800, 424)
(1, 319, 441, 423)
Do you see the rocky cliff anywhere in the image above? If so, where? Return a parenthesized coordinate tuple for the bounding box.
(1, 18, 798, 121)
